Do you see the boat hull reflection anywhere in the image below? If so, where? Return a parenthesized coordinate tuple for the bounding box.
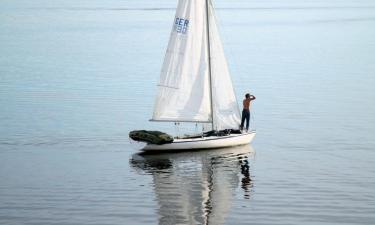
(131, 145, 255, 225)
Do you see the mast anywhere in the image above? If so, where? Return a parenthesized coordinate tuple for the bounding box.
(205, 0, 215, 130)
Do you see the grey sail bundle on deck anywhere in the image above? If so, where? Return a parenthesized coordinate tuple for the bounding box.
(129, 130, 174, 145)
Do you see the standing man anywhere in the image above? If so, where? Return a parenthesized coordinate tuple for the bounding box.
(240, 93, 256, 131)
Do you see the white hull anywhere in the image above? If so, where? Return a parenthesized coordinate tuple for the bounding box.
(142, 131, 255, 151)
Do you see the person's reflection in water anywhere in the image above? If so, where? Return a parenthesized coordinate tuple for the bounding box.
(239, 156, 252, 199)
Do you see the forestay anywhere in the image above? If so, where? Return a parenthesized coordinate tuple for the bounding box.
(151, 0, 241, 130)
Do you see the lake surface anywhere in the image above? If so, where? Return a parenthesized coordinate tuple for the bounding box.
(1, 0, 375, 224)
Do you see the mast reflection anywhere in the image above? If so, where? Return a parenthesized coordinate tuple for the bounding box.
(130, 145, 255, 225)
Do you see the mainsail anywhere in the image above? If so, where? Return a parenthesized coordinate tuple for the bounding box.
(152, 0, 241, 130)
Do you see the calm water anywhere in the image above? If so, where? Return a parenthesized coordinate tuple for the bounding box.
(1, 0, 375, 224)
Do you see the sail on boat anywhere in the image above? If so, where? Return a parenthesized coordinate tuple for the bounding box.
(140, 0, 255, 151)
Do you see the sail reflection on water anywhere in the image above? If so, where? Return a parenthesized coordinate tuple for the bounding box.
(130, 145, 255, 225)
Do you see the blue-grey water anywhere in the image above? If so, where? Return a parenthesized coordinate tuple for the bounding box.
(1, 0, 375, 224)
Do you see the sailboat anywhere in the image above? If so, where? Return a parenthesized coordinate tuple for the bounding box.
(142, 0, 255, 151)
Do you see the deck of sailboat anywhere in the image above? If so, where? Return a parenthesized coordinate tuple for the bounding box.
(142, 131, 256, 151)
